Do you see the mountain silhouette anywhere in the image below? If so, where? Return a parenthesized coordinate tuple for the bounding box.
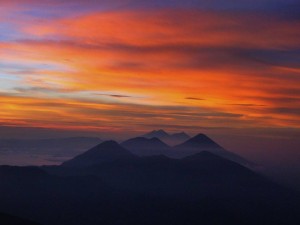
(0, 148, 299, 225)
(121, 137, 171, 156)
(178, 133, 221, 148)
(0, 212, 41, 225)
(62, 141, 137, 167)
(142, 130, 190, 145)
(174, 134, 252, 166)
(0, 166, 48, 183)
(122, 133, 251, 166)
(143, 129, 169, 139)
(171, 132, 190, 140)
(64, 150, 270, 200)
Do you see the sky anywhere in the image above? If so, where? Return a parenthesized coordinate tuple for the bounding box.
(0, 0, 299, 139)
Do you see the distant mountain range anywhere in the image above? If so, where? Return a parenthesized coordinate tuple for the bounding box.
(0, 141, 299, 225)
(63, 141, 137, 167)
(50, 132, 250, 167)
(0, 131, 299, 225)
(0, 133, 299, 225)
(0, 132, 252, 167)
(142, 129, 190, 145)
(121, 131, 252, 167)
(57, 146, 269, 200)
(121, 137, 171, 156)
(173, 133, 252, 166)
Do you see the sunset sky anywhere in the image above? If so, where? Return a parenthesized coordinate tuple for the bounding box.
(0, 0, 300, 139)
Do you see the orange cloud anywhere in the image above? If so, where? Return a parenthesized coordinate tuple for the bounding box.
(1, 9, 300, 133)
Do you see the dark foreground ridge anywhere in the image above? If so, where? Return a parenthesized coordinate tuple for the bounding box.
(0, 212, 41, 225)
(0, 133, 299, 225)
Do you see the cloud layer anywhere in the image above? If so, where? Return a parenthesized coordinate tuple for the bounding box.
(0, 1, 299, 134)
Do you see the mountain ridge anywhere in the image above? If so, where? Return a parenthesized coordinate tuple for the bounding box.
(142, 130, 191, 145)
(62, 141, 137, 167)
(0, 141, 299, 225)
(173, 133, 252, 167)
(121, 137, 171, 156)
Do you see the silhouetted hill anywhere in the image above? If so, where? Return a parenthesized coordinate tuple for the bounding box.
(61, 151, 274, 200)
(174, 133, 252, 166)
(0, 165, 113, 225)
(0, 212, 41, 225)
(62, 141, 137, 167)
(121, 137, 171, 156)
(171, 131, 190, 140)
(122, 133, 252, 167)
(143, 129, 169, 139)
(178, 133, 221, 148)
(0, 141, 299, 225)
(0, 157, 299, 225)
(0, 166, 48, 182)
(181, 151, 266, 187)
(37, 151, 300, 224)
